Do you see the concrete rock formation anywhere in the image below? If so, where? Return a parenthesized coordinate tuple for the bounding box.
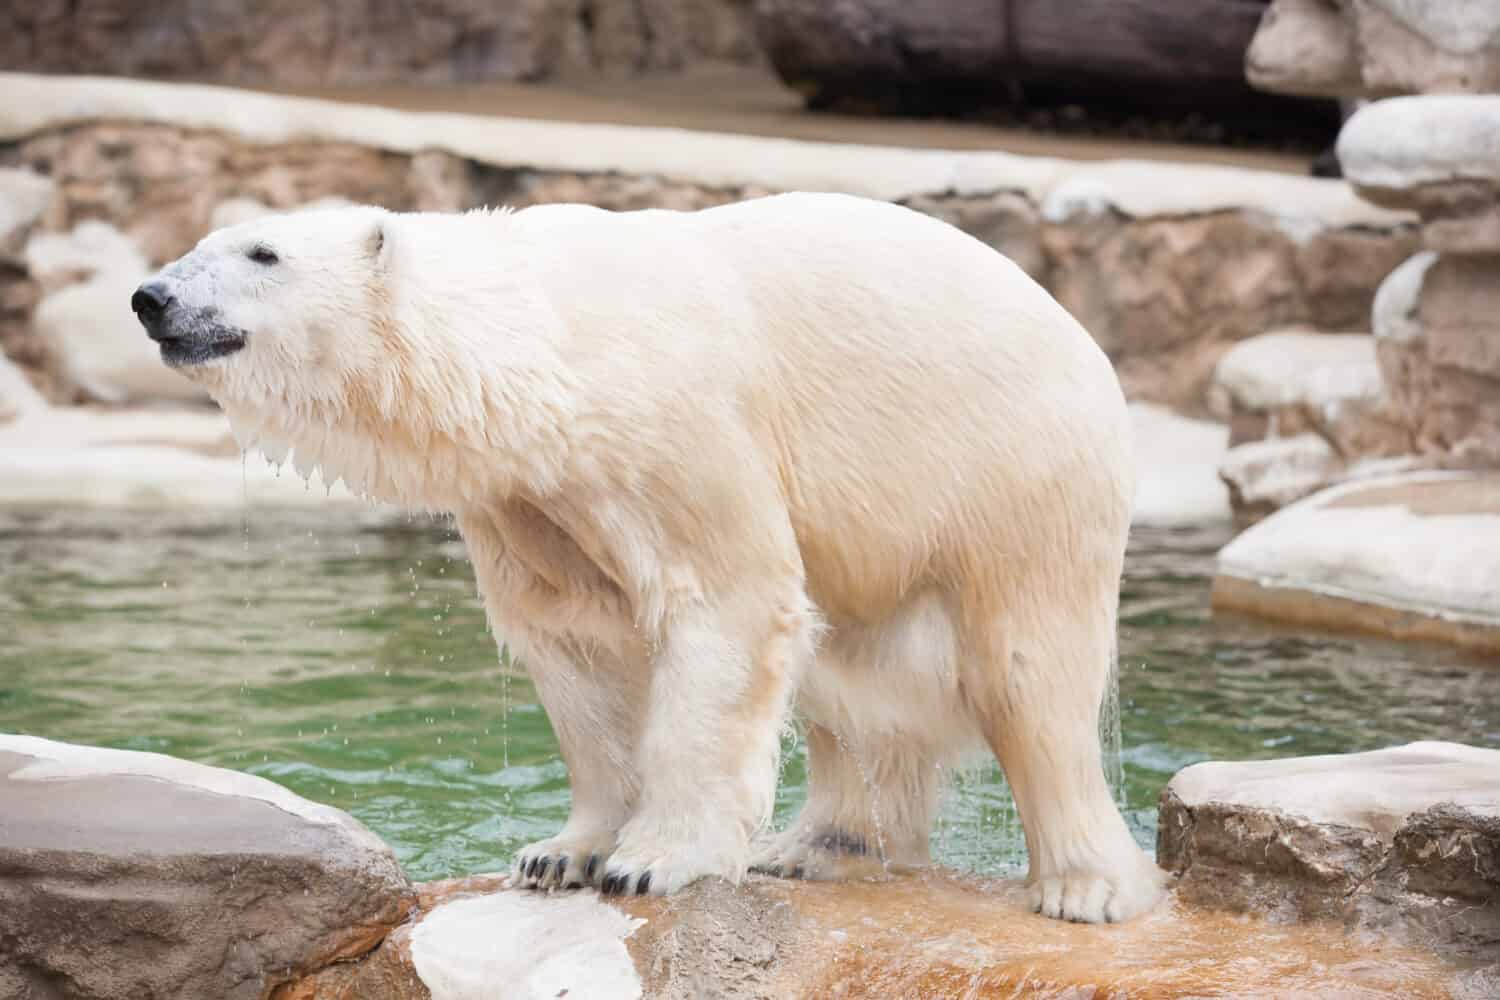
(1160, 740, 1500, 965)
(1248, 0, 1500, 98)
(0, 735, 415, 1000)
(0, 1, 761, 86)
(1340, 97, 1500, 469)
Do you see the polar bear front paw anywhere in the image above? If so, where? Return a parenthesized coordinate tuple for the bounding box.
(1028, 864, 1166, 924)
(512, 829, 618, 891)
(597, 842, 731, 897)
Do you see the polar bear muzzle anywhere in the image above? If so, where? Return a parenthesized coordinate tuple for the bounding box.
(131, 279, 247, 368)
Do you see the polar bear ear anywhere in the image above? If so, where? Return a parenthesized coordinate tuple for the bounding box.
(366, 217, 388, 266)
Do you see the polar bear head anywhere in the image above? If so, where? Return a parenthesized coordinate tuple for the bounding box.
(131, 204, 392, 412)
(132, 204, 574, 505)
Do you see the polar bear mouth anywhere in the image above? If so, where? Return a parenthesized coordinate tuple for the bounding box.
(152, 312, 248, 368)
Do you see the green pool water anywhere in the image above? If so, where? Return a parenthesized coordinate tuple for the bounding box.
(2, 507, 1496, 882)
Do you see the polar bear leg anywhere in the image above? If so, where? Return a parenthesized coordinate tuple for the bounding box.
(511, 631, 642, 890)
(600, 584, 816, 896)
(975, 610, 1165, 924)
(750, 722, 940, 880)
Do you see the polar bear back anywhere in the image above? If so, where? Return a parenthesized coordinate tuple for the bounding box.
(418, 193, 1130, 621)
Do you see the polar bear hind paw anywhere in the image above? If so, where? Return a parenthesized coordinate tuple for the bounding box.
(1029, 865, 1166, 924)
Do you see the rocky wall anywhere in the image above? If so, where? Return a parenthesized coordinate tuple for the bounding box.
(0, 74, 1417, 415)
(0, 1, 761, 86)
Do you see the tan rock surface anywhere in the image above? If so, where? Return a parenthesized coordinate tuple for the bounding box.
(1375, 251, 1500, 466)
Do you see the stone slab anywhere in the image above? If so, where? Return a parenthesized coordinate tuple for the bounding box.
(1213, 471, 1500, 652)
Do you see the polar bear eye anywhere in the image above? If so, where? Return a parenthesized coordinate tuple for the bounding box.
(247, 244, 279, 265)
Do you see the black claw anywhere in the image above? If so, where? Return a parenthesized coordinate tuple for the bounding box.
(525, 857, 538, 879)
(601, 874, 617, 895)
(563, 880, 582, 890)
(556, 857, 567, 882)
(585, 855, 599, 880)
(537, 858, 551, 881)
(636, 872, 652, 895)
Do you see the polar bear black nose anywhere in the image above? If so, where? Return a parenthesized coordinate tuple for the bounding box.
(131, 281, 173, 321)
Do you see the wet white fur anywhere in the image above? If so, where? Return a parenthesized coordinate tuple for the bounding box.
(150, 192, 1165, 922)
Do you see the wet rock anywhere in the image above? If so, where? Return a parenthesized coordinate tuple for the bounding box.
(1159, 740, 1500, 963)
(1212, 471, 1500, 652)
(0, 1, 761, 87)
(0, 735, 416, 1000)
(1374, 251, 1500, 467)
(1249, 0, 1500, 98)
(281, 870, 1477, 998)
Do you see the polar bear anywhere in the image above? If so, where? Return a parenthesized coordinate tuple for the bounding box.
(132, 193, 1165, 923)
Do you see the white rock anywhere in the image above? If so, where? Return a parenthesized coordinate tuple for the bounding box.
(1339, 95, 1500, 191)
(1168, 740, 1500, 838)
(411, 891, 644, 1000)
(34, 267, 208, 404)
(24, 219, 147, 281)
(1372, 250, 1437, 345)
(0, 167, 54, 248)
(0, 352, 46, 423)
(1040, 160, 1404, 232)
(0, 404, 371, 508)
(1217, 471, 1500, 627)
(1129, 402, 1231, 525)
(1219, 432, 1340, 511)
(1, 733, 387, 850)
(1215, 331, 1383, 411)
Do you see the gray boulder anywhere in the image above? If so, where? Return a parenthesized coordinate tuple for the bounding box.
(0, 735, 415, 1000)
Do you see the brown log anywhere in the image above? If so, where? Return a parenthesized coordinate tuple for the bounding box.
(754, 0, 1331, 126)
